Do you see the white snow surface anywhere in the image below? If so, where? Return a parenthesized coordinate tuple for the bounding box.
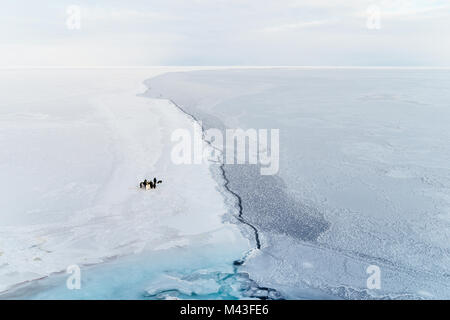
(0, 68, 251, 294)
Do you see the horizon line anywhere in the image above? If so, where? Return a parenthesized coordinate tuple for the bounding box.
(1, 65, 450, 70)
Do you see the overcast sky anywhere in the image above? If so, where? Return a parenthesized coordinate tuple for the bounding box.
(1, 0, 449, 66)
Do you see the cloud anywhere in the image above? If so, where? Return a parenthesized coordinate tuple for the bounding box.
(261, 19, 337, 33)
(0, 0, 449, 66)
(353, 0, 450, 19)
(81, 6, 180, 22)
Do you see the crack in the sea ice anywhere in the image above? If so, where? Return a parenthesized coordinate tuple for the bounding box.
(166, 99, 262, 250)
(154, 98, 283, 300)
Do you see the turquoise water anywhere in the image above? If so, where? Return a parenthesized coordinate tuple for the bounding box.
(10, 243, 260, 300)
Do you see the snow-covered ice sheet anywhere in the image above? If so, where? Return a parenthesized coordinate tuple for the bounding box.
(145, 68, 450, 299)
(0, 68, 252, 296)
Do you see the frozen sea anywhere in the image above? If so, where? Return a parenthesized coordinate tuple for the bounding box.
(1, 67, 449, 299)
(0, 68, 261, 300)
(145, 68, 450, 299)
